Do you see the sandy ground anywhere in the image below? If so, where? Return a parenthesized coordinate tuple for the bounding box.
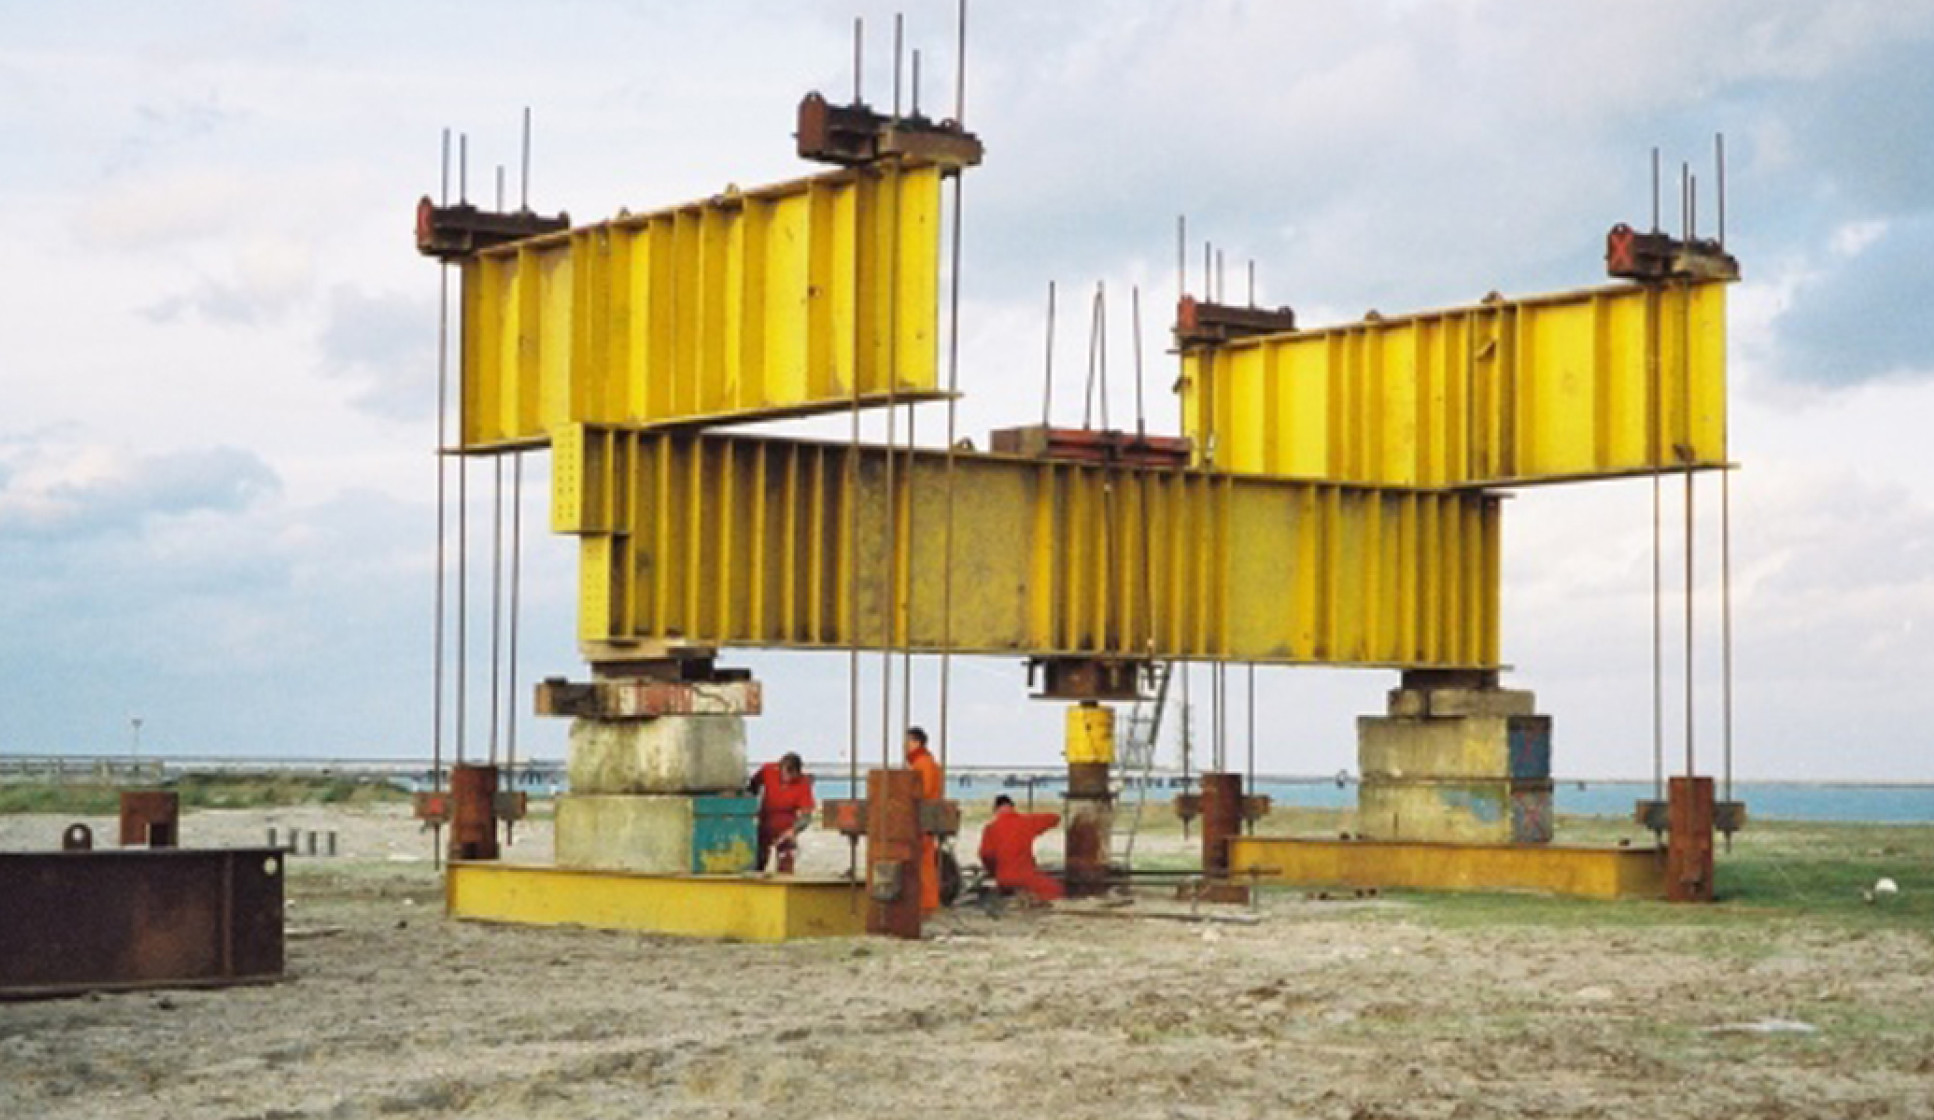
(4, 805, 1933, 1119)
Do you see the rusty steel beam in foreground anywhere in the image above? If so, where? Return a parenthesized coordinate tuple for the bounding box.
(0, 847, 285, 999)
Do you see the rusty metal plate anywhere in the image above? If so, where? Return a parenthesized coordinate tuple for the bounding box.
(0, 847, 285, 999)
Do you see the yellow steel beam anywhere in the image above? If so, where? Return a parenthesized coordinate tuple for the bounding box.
(446, 862, 865, 941)
(1179, 280, 1729, 487)
(1227, 836, 1668, 900)
(554, 426, 1501, 668)
(457, 162, 946, 451)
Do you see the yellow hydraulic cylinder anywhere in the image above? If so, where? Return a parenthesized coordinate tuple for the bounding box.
(1065, 704, 1116, 765)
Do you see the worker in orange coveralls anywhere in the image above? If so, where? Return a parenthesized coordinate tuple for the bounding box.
(978, 794, 1064, 902)
(904, 727, 944, 912)
(749, 751, 815, 873)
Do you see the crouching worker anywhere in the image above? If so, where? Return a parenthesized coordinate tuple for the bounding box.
(749, 752, 815, 873)
(977, 794, 1064, 902)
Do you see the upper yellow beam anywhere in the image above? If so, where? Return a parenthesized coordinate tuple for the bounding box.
(1179, 280, 1728, 487)
(457, 162, 946, 451)
(554, 426, 1500, 669)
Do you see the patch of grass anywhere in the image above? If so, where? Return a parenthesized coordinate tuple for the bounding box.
(0, 783, 124, 815)
(0, 774, 411, 814)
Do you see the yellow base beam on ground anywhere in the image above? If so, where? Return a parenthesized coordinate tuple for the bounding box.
(1228, 836, 1667, 901)
(446, 862, 867, 941)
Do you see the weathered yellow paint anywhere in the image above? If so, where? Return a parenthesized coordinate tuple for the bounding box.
(1180, 280, 1729, 487)
(1227, 836, 1667, 900)
(1065, 705, 1115, 765)
(446, 862, 866, 941)
(554, 426, 1502, 668)
(458, 162, 947, 451)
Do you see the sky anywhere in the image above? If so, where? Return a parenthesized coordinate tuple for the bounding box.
(3, 1, 1933, 782)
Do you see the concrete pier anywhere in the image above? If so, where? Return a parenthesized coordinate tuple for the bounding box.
(549, 678, 759, 876)
(1356, 671, 1552, 845)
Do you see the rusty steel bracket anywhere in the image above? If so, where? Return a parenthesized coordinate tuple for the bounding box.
(795, 92, 984, 169)
(988, 425, 1193, 469)
(1605, 223, 1741, 283)
(494, 790, 529, 823)
(1174, 296, 1298, 348)
(413, 790, 452, 826)
(821, 798, 959, 839)
(415, 197, 570, 262)
(918, 799, 961, 838)
(534, 676, 762, 719)
(821, 798, 866, 838)
(1028, 657, 1149, 702)
(1174, 793, 1271, 825)
(1635, 797, 1747, 835)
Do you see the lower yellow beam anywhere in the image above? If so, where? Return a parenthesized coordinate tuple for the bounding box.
(446, 862, 866, 941)
(1228, 836, 1667, 901)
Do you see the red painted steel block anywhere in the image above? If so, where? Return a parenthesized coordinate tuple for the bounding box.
(118, 790, 179, 848)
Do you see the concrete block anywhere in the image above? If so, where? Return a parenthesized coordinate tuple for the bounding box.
(1358, 715, 1551, 781)
(554, 794, 757, 874)
(567, 716, 746, 795)
(1386, 688, 1429, 718)
(1358, 778, 1553, 845)
(1425, 688, 1537, 719)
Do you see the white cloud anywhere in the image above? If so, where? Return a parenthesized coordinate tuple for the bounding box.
(1829, 219, 1887, 257)
(71, 168, 249, 249)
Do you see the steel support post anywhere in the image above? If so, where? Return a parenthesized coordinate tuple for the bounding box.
(1665, 775, 1716, 903)
(1199, 772, 1244, 880)
(865, 768, 925, 939)
(1064, 761, 1112, 897)
(449, 763, 501, 862)
(1063, 703, 1115, 897)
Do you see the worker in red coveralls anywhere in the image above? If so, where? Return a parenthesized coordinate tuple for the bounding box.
(978, 794, 1064, 902)
(904, 727, 945, 912)
(749, 752, 815, 873)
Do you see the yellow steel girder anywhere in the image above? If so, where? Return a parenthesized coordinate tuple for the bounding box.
(457, 162, 945, 451)
(553, 426, 1501, 668)
(445, 863, 865, 941)
(1179, 280, 1728, 487)
(1226, 836, 1669, 900)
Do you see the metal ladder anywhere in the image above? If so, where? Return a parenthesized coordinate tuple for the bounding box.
(1113, 661, 1174, 871)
